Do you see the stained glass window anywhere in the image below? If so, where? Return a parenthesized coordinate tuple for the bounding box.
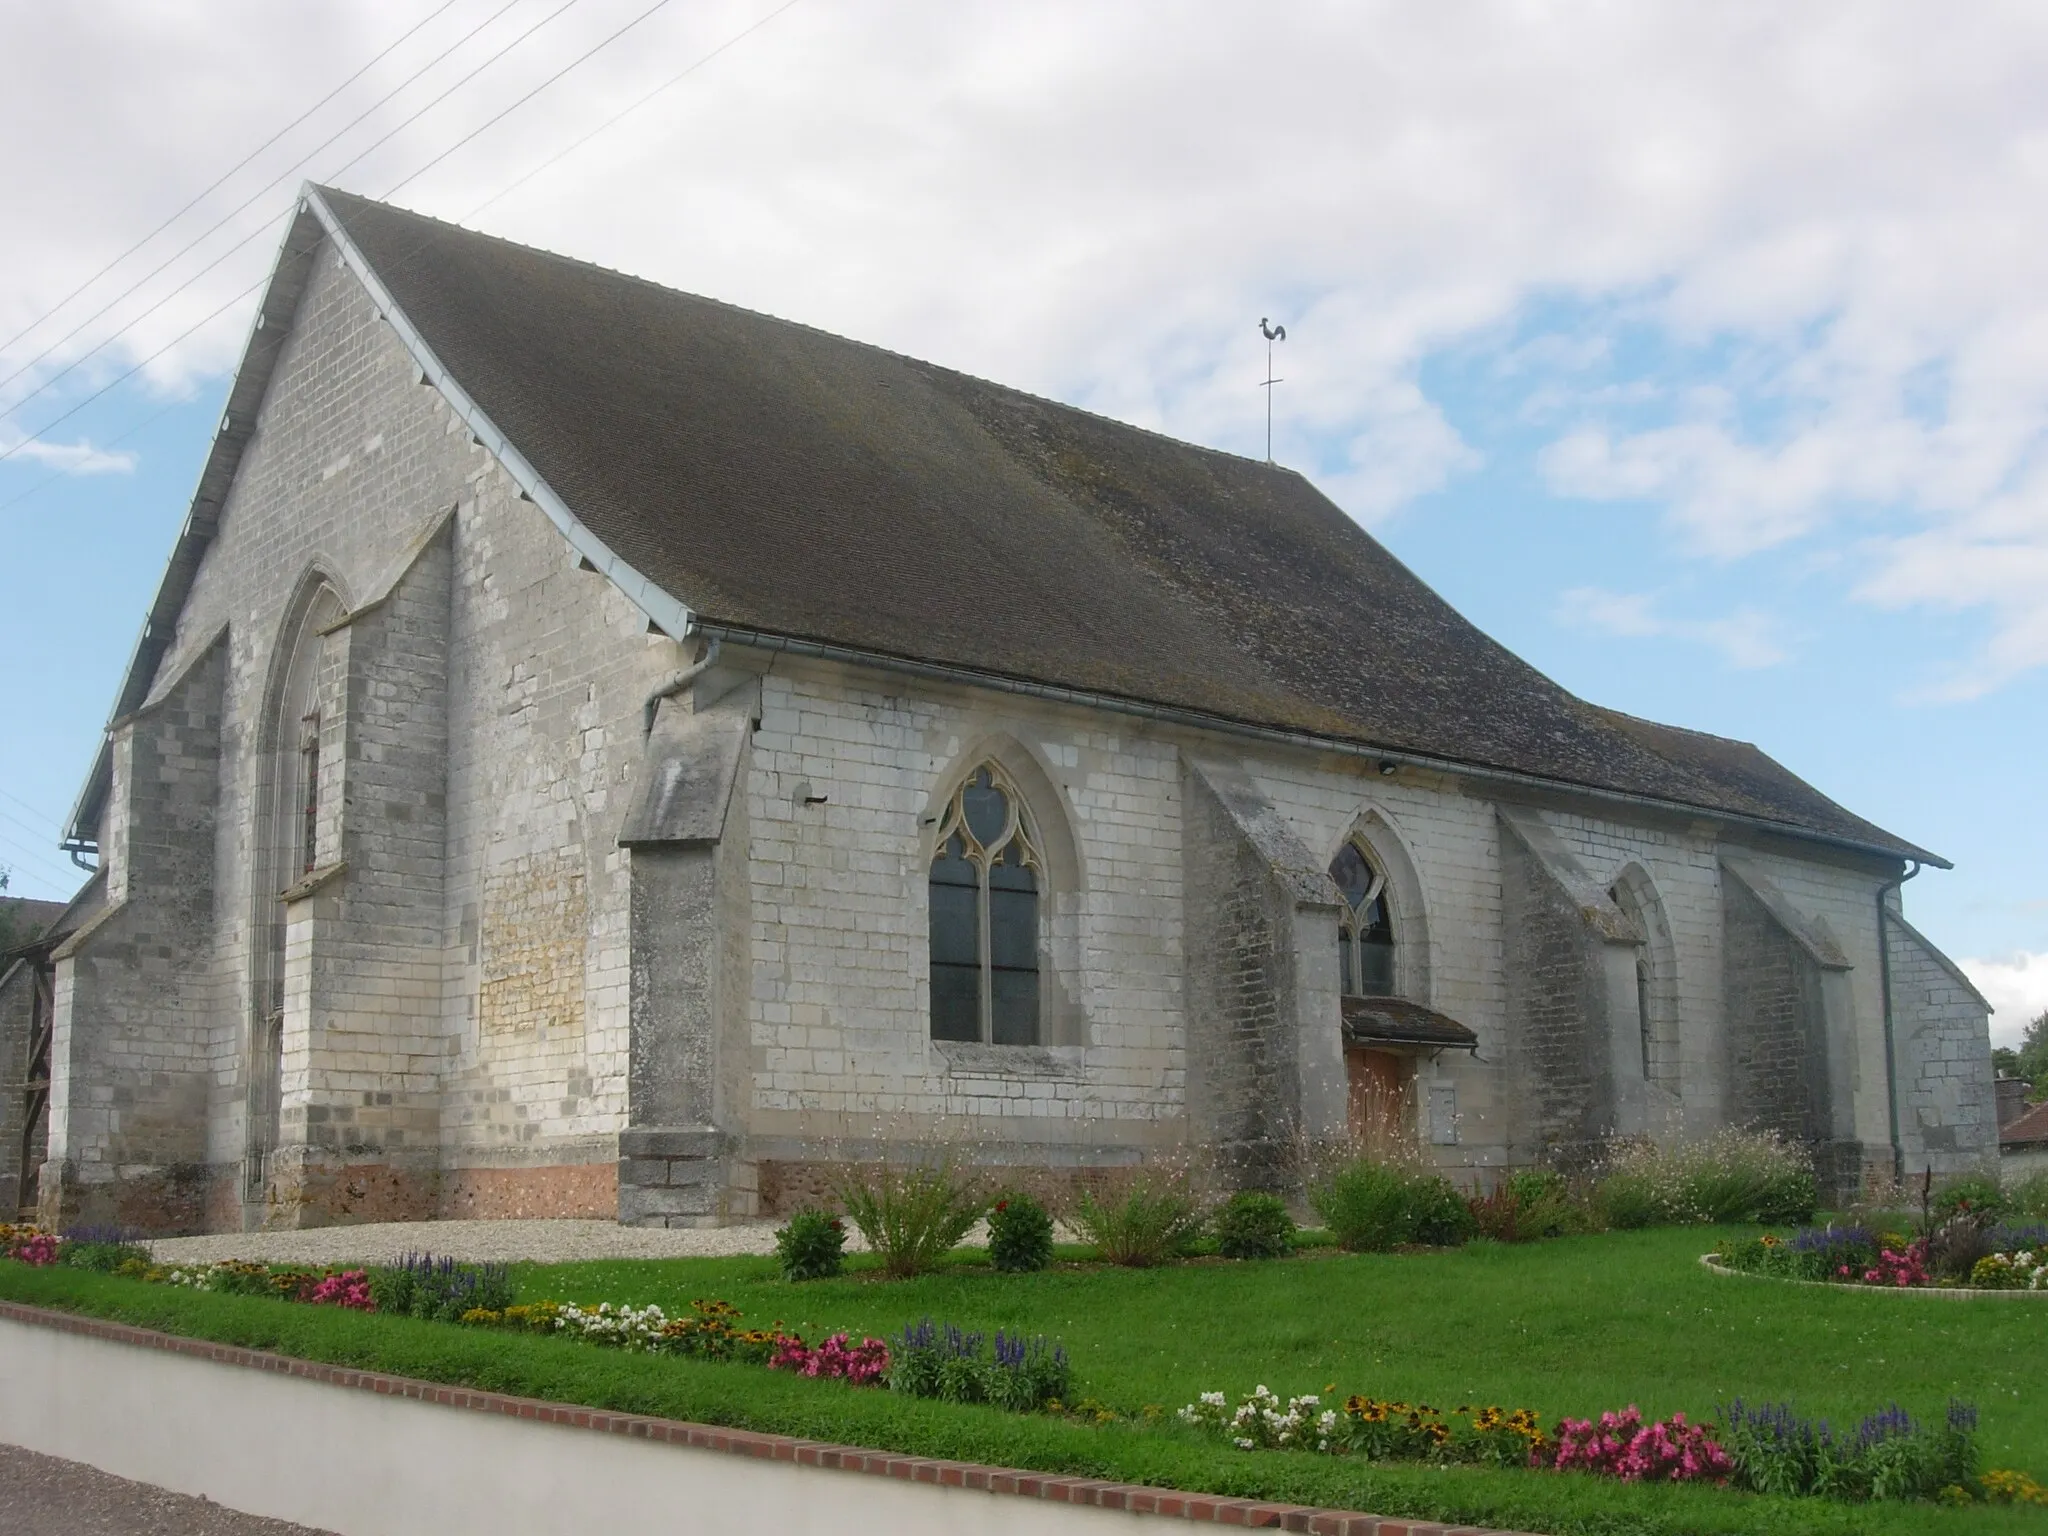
(1330, 841, 1395, 997)
(929, 765, 1041, 1044)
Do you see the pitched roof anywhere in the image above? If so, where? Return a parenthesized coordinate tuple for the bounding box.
(2002, 1099, 2048, 1149)
(70, 187, 1941, 866)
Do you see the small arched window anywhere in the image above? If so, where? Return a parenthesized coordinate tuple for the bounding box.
(1330, 841, 1395, 998)
(930, 763, 1042, 1045)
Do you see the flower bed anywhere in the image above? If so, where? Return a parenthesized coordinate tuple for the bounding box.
(1713, 1222, 2048, 1292)
(1174, 1385, 2009, 1505)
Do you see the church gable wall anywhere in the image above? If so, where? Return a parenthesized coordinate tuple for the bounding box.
(58, 241, 670, 1226)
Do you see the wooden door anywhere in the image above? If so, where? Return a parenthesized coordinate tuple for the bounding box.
(1345, 1047, 1414, 1155)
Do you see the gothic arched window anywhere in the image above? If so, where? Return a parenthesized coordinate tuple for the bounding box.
(930, 763, 1042, 1045)
(1330, 840, 1395, 998)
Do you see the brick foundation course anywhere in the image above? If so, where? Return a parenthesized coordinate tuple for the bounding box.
(0, 1300, 1539, 1536)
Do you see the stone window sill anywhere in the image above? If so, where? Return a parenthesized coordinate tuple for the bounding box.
(279, 861, 348, 904)
(933, 1040, 1086, 1080)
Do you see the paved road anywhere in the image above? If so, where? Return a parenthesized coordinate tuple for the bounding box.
(0, 1444, 337, 1535)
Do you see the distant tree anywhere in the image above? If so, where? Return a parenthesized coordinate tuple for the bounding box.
(2007, 1008, 2048, 1095)
(0, 866, 47, 957)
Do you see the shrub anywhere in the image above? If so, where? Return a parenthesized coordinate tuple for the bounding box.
(1924, 1207, 1998, 1283)
(985, 1191, 1055, 1272)
(1470, 1170, 1592, 1242)
(1930, 1173, 2007, 1221)
(889, 1319, 1070, 1411)
(1068, 1170, 1208, 1267)
(1311, 1160, 1413, 1251)
(1311, 1159, 1472, 1252)
(833, 1160, 985, 1279)
(368, 1253, 513, 1321)
(58, 1225, 151, 1273)
(1594, 1131, 1816, 1227)
(1720, 1399, 1979, 1502)
(773, 1207, 846, 1281)
(1407, 1176, 1478, 1246)
(2005, 1171, 2048, 1220)
(1214, 1191, 1296, 1260)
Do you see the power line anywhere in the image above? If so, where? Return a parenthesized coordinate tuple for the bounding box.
(0, 803, 64, 850)
(0, 0, 464, 364)
(1, 0, 803, 504)
(0, 274, 271, 470)
(0, 827, 77, 888)
(0, 0, 594, 468)
(384, 0, 684, 200)
(0, 785, 65, 826)
(0, 395, 190, 516)
(0, 0, 541, 424)
(461, 0, 805, 222)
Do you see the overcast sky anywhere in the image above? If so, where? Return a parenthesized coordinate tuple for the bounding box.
(1, 0, 2043, 1036)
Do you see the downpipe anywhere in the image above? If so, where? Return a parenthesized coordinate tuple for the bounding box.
(642, 635, 721, 735)
(1875, 859, 1922, 1184)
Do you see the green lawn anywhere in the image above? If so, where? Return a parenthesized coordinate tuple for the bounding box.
(5, 1228, 2043, 1536)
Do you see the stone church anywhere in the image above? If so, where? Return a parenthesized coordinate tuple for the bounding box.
(0, 186, 1995, 1234)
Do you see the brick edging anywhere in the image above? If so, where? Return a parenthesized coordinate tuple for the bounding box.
(0, 1299, 1536, 1536)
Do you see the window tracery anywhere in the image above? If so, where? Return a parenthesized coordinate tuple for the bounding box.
(929, 763, 1042, 1045)
(1330, 840, 1395, 997)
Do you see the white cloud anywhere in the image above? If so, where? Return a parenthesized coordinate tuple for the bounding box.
(1961, 951, 2048, 1047)
(3, 3, 2048, 681)
(0, 435, 138, 476)
(1554, 586, 1788, 669)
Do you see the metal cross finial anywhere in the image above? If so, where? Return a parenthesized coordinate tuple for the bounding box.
(1259, 318, 1286, 463)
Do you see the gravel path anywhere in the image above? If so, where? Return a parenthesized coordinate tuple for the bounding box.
(0, 1445, 336, 1536)
(147, 1218, 790, 1267)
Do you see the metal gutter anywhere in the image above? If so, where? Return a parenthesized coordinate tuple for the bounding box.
(1875, 861, 1922, 1182)
(694, 620, 1946, 871)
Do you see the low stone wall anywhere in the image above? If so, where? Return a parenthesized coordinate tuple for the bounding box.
(0, 1303, 1532, 1536)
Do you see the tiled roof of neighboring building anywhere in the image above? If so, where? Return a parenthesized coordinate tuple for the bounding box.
(0, 896, 70, 957)
(2001, 1099, 2048, 1148)
(93, 186, 1940, 865)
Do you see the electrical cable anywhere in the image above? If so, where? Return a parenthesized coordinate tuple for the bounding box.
(312, 0, 593, 194)
(0, 786, 66, 826)
(0, 0, 463, 363)
(0, 0, 542, 418)
(459, 0, 804, 222)
(0, 394, 189, 515)
(0, 274, 270, 470)
(1, 0, 801, 497)
(382, 0, 683, 200)
(0, 826, 79, 888)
